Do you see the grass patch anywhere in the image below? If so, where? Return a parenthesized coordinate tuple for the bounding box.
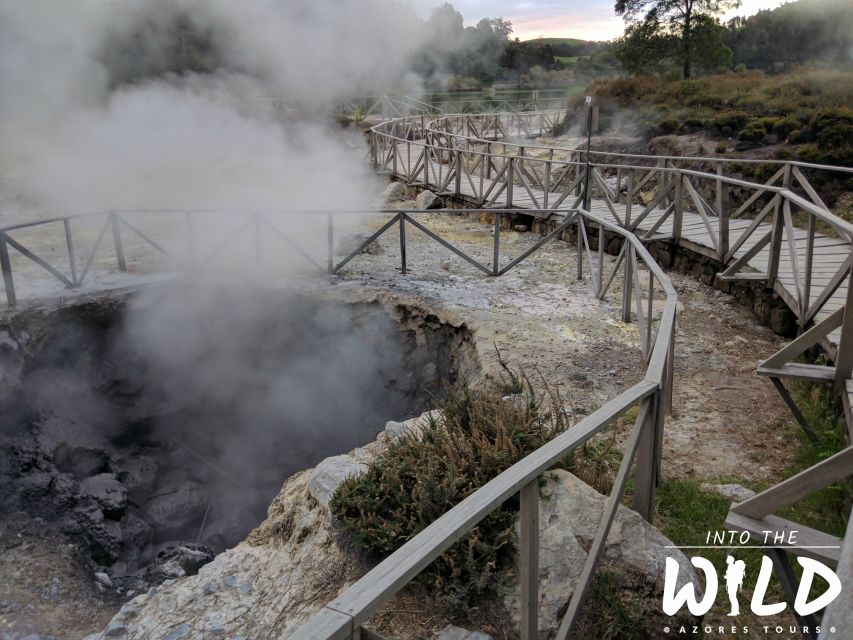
(779, 381, 853, 536)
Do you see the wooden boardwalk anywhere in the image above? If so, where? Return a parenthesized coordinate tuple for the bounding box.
(389, 139, 852, 348)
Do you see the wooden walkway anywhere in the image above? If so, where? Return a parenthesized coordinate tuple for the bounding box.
(390, 140, 852, 348)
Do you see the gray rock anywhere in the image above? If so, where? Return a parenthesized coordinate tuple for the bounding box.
(416, 190, 441, 210)
(503, 470, 701, 635)
(80, 473, 127, 517)
(382, 181, 406, 200)
(307, 455, 367, 506)
(151, 544, 214, 580)
(383, 420, 406, 436)
(64, 503, 124, 563)
(144, 481, 207, 536)
(53, 444, 108, 479)
(701, 483, 756, 502)
(95, 571, 113, 588)
(433, 625, 493, 640)
(117, 456, 158, 502)
(513, 224, 528, 232)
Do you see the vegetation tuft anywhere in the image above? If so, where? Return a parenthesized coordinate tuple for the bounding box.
(330, 356, 574, 610)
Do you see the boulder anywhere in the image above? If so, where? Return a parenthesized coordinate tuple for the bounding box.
(701, 483, 755, 502)
(383, 420, 407, 437)
(117, 456, 158, 502)
(80, 473, 127, 517)
(433, 625, 493, 640)
(307, 455, 367, 506)
(416, 190, 441, 210)
(503, 470, 701, 636)
(382, 181, 407, 201)
(144, 481, 207, 537)
(150, 543, 215, 580)
(53, 444, 109, 479)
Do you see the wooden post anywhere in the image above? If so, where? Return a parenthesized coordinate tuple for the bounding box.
(64, 219, 78, 287)
(544, 149, 552, 209)
(718, 163, 730, 262)
(673, 172, 683, 240)
(624, 171, 634, 228)
(455, 150, 462, 197)
(577, 216, 584, 280)
(507, 157, 514, 208)
(0, 235, 16, 307)
(767, 166, 792, 285)
(615, 167, 623, 205)
(766, 195, 785, 286)
(327, 213, 334, 274)
(399, 213, 407, 275)
(111, 213, 126, 272)
(621, 245, 634, 323)
(803, 215, 815, 326)
(423, 147, 429, 188)
(632, 394, 658, 523)
(833, 266, 853, 393)
(519, 480, 539, 640)
(493, 212, 501, 276)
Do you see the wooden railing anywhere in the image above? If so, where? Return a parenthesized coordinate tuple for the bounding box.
(355, 109, 853, 639)
(291, 206, 677, 640)
(369, 111, 853, 336)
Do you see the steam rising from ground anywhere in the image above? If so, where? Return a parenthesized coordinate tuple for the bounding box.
(0, 0, 424, 216)
(0, 0, 445, 567)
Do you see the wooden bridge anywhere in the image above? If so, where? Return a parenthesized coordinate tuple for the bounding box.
(292, 108, 853, 639)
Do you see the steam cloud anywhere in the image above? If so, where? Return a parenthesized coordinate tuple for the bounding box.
(0, 0, 424, 216)
(0, 0, 442, 566)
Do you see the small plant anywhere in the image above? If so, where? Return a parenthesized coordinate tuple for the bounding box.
(715, 142, 727, 154)
(330, 359, 573, 610)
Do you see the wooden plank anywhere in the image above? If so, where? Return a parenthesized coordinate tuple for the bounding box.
(756, 362, 836, 382)
(725, 511, 842, 565)
(820, 508, 853, 637)
(290, 607, 352, 640)
(732, 446, 853, 519)
(519, 480, 539, 640)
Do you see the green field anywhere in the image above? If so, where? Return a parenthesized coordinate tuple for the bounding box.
(523, 37, 589, 46)
(555, 55, 582, 64)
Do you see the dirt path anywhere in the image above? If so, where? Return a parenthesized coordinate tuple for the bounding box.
(341, 185, 794, 485)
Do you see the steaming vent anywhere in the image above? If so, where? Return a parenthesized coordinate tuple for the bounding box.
(0, 286, 477, 592)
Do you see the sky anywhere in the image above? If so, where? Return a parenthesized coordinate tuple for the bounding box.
(409, 0, 788, 41)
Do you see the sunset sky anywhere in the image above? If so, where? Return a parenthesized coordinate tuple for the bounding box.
(408, 0, 788, 41)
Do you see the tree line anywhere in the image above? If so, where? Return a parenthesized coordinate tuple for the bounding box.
(616, 0, 853, 79)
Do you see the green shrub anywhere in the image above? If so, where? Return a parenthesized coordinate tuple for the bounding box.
(657, 117, 679, 134)
(715, 142, 728, 154)
(330, 363, 573, 609)
(772, 115, 799, 139)
(738, 121, 769, 143)
(812, 108, 853, 150)
(711, 112, 750, 136)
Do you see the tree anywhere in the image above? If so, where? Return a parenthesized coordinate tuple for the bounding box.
(616, 14, 730, 77)
(615, 0, 740, 78)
